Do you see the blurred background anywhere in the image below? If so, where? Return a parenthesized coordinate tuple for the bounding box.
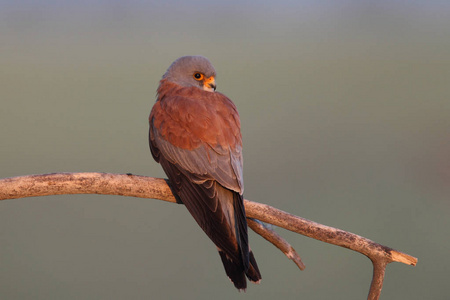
(1, 1, 449, 299)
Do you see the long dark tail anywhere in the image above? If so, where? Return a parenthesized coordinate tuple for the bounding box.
(219, 192, 261, 290)
(218, 249, 261, 290)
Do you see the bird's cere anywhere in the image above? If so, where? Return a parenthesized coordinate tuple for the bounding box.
(203, 76, 216, 92)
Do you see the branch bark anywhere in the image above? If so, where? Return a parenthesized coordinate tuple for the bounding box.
(247, 218, 306, 270)
(0, 172, 417, 299)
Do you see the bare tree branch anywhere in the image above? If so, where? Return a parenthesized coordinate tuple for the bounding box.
(247, 218, 305, 270)
(243, 199, 417, 267)
(0, 172, 417, 300)
(0, 172, 176, 203)
(369, 260, 388, 300)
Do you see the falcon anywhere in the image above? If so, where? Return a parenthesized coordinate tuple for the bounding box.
(149, 56, 261, 290)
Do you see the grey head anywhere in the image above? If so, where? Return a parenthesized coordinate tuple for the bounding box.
(162, 55, 217, 92)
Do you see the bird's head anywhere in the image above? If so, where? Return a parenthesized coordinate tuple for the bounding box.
(162, 56, 217, 92)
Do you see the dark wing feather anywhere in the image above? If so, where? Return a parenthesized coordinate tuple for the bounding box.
(153, 129, 243, 192)
(158, 157, 244, 260)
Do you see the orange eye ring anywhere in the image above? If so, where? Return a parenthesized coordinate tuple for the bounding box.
(193, 72, 204, 81)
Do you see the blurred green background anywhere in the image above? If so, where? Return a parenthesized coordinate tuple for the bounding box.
(1, 1, 449, 299)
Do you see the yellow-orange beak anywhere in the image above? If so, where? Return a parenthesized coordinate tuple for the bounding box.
(203, 76, 216, 92)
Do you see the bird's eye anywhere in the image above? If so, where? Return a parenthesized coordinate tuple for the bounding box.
(193, 73, 204, 80)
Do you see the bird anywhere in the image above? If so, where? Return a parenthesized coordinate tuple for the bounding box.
(148, 55, 261, 290)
